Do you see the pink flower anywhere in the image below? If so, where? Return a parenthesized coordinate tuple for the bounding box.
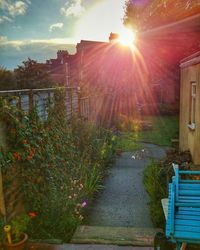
(81, 201, 87, 208)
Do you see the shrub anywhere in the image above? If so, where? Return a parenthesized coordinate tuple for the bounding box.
(0, 92, 116, 242)
(0, 216, 4, 242)
(143, 150, 193, 228)
(144, 160, 167, 228)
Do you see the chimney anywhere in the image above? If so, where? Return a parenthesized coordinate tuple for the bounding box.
(109, 32, 119, 42)
(57, 50, 69, 62)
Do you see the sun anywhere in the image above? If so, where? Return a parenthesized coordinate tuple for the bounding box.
(118, 28, 136, 47)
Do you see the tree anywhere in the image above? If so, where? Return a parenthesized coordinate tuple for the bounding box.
(15, 58, 53, 89)
(0, 67, 16, 90)
(124, 0, 200, 31)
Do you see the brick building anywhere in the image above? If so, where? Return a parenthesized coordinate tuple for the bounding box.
(45, 50, 70, 86)
(45, 14, 200, 119)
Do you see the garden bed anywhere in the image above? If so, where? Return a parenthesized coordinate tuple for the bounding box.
(0, 92, 116, 242)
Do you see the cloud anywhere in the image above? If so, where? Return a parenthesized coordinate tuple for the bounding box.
(0, 37, 77, 50)
(0, 0, 7, 8)
(0, 15, 12, 23)
(0, 0, 31, 22)
(49, 22, 64, 32)
(7, 1, 28, 16)
(61, 0, 85, 17)
(0, 35, 7, 43)
(0, 38, 76, 69)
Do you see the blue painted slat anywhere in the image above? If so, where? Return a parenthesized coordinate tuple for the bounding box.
(175, 214, 200, 220)
(177, 199, 200, 204)
(179, 190, 200, 196)
(175, 225, 200, 233)
(180, 180, 200, 183)
(175, 202, 200, 207)
(177, 210, 200, 216)
(173, 218, 200, 227)
(179, 170, 200, 175)
(175, 168, 179, 201)
(178, 195, 200, 200)
(166, 222, 199, 229)
(174, 231, 200, 240)
(178, 207, 200, 212)
(179, 184, 200, 189)
(171, 184, 175, 234)
(178, 198, 200, 203)
(166, 224, 200, 233)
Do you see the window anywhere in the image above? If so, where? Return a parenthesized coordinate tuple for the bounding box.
(188, 82, 196, 130)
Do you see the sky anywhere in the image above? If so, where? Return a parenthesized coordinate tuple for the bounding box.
(0, 0, 127, 69)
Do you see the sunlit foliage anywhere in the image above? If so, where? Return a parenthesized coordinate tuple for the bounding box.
(14, 58, 53, 89)
(0, 67, 16, 90)
(124, 0, 200, 31)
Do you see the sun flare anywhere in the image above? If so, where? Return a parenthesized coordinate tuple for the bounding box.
(75, 0, 126, 42)
(118, 28, 136, 47)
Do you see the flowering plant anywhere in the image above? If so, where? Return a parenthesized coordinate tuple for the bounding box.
(0, 91, 116, 242)
(0, 212, 36, 244)
(1, 213, 31, 244)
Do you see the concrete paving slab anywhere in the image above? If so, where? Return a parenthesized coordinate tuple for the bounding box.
(28, 243, 153, 250)
(71, 226, 161, 246)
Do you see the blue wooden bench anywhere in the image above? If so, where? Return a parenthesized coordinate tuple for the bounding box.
(165, 165, 200, 250)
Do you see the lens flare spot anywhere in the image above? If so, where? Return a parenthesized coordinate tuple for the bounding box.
(118, 28, 136, 47)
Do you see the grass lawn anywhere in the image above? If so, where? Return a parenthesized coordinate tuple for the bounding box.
(116, 132, 142, 151)
(116, 116, 179, 151)
(138, 116, 179, 146)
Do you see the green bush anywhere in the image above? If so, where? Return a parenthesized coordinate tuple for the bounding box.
(143, 160, 168, 228)
(143, 150, 193, 228)
(0, 92, 116, 242)
(0, 216, 4, 242)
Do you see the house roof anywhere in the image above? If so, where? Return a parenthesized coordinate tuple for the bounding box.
(76, 40, 108, 50)
(180, 51, 200, 68)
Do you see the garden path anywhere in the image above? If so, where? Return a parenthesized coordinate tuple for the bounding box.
(86, 143, 168, 227)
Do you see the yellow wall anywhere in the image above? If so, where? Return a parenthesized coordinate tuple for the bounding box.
(180, 63, 200, 164)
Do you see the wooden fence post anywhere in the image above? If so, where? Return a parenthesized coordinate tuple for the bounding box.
(88, 96, 90, 121)
(70, 88, 73, 119)
(77, 88, 81, 118)
(18, 94, 21, 110)
(29, 90, 34, 112)
(0, 170, 6, 217)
